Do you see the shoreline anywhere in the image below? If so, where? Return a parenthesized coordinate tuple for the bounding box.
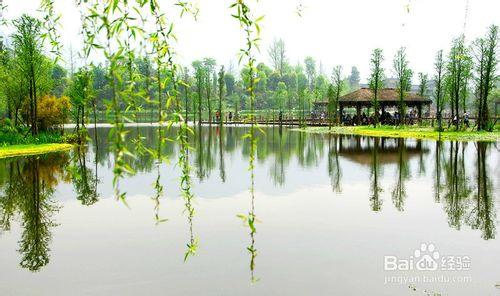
(0, 143, 73, 159)
(293, 126, 500, 142)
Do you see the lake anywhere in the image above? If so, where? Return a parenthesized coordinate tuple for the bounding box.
(0, 125, 498, 295)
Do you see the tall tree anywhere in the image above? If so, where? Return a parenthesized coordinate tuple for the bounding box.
(327, 84, 334, 129)
(473, 25, 498, 131)
(218, 65, 225, 125)
(203, 58, 216, 123)
(192, 60, 204, 124)
(304, 56, 316, 91)
(268, 38, 287, 76)
(12, 14, 44, 135)
(418, 72, 428, 97)
(446, 36, 472, 130)
(331, 65, 343, 126)
(434, 50, 446, 131)
(68, 68, 92, 138)
(393, 47, 413, 125)
(369, 48, 384, 127)
(181, 67, 190, 123)
(224, 73, 235, 96)
(348, 66, 360, 90)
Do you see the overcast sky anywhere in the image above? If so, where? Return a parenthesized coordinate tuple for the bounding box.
(2, 0, 499, 83)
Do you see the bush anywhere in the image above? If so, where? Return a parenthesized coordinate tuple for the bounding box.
(0, 127, 78, 146)
(37, 95, 71, 131)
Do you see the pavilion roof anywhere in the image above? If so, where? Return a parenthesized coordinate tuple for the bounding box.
(315, 88, 432, 105)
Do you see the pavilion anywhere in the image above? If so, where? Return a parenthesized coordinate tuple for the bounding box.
(314, 88, 432, 124)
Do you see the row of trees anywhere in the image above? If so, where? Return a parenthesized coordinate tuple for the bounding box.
(0, 14, 91, 137)
(368, 25, 498, 130)
(0, 26, 362, 130)
(0, 16, 497, 132)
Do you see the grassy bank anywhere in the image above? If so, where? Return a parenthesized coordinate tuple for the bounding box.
(0, 143, 73, 159)
(296, 125, 500, 142)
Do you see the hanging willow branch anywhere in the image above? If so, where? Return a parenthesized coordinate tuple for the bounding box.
(39, 0, 63, 62)
(231, 0, 263, 283)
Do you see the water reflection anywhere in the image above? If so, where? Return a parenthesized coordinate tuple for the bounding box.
(327, 135, 342, 193)
(370, 137, 383, 211)
(0, 126, 497, 277)
(0, 154, 67, 272)
(392, 138, 410, 211)
(443, 142, 472, 230)
(70, 145, 99, 206)
(471, 142, 496, 240)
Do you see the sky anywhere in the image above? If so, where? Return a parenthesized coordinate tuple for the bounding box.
(1, 0, 499, 83)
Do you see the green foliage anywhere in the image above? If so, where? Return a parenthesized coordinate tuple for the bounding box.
(446, 35, 472, 129)
(393, 47, 413, 125)
(36, 94, 71, 131)
(231, 0, 262, 282)
(0, 124, 74, 146)
(369, 48, 384, 126)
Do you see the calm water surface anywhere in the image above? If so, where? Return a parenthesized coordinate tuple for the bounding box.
(0, 126, 499, 295)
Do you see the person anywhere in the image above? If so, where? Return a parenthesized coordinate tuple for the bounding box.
(362, 112, 368, 125)
(228, 111, 233, 122)
(215, 110, 220, 123)
(463, 112, 469, 127)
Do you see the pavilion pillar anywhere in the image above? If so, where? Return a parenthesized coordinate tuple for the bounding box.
(339, 105, 344, 125)
(417, 104, 422, 125)
(356, 104, 361, 125)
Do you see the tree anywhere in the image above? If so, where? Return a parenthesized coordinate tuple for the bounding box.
(327, 84, 334, 129)
(473, 25, 498, 131)
(434, 50, 446, 131)
(268, 38, 287, 76)
(446, 36, 472, 130)
(418, 72, 428, 97)
(275, 81, 287, 115)
(224, 73, 235, 96)
(68, 68, 92, 136)
(369, 48, 384, 127)
(91, 64, 109, 110)
(203, 57, 216, 123)
(417, 72, 429, 125)
(192, 60, 204, 124)
(181, 67, 190, 123)
(0, 52, 27, 126)
(51, 64, 67, 97)
(348, 66, 360, 90)
(12, 14, 44, 135)
(393, 47, 413, 125)
(304, 56, 316, 91)
(331, 65, 343, 126)
(218, 65, 225, 124)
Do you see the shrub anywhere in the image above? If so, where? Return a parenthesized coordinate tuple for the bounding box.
(37, 95, 71, 131)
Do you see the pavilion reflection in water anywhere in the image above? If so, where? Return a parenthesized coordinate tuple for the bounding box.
(336, 135, 429, 166)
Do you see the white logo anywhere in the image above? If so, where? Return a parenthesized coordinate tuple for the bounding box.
(384, 243, 470, 272)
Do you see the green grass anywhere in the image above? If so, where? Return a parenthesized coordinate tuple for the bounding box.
(296, 125, 500, 142)
(0, 143, 73, 159)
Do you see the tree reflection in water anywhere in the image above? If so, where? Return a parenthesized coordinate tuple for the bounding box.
(0, 127, 497, 275)
(392, 138, 410, 211)
(69, 145, 99, 206)
(370, 137, 383, 211)
(443, 142, 472, 229)
(0, 154, 68, 272)
(328, 134, 342, 193)
(467, 142, 496, 240)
